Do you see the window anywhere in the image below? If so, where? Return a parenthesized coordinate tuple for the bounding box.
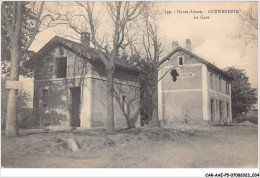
(227, 102, 230, 117)
(226, 82, 230, 95)
(223, 81, 226, 93)
(210, 99, 215, 122)
(56, 57, 67, 78)
(41, 89, 48, 107)
(215, 99, 219, 115)
(210, 73, 214, 89)
(219, 101, 223, 122)
(122, 95, 127, 112)
(219, 77, 221, 92)
(215, 75, 218, 91)
(178, 56, 184, 65)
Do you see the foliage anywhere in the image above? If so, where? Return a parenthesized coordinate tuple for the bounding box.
(1, 2, 38, 77)
(2, 1, 46, 136)
(135, 60, 158, 126)
(1, 77, 33, 129)
(127, 3, 162, 126)
(170, 69, 179, 82)
(225, 67, 257, 118)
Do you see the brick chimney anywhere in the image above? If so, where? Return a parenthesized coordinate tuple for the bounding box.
(185, 39, 191, 51)
(80, 32, 90, 46)
(172, 41, 178, 50)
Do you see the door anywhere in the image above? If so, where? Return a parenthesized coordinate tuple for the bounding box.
(70, 87, 81, 127)
(210, 99, 215, 122)
(219, 101, 223, 123)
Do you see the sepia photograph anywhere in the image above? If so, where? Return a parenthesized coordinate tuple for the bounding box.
(1, 0, 258, 177)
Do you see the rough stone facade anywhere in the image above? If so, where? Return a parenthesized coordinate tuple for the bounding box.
(33, 37, 140, 129)
(158, 46, 232, 125)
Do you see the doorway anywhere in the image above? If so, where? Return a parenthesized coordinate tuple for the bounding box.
(210, 99, 215, 122)
(219, 101, 223, 123)
(70, 87, 81, 127)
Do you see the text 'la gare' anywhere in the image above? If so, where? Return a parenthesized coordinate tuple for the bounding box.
(194, 15, 210, 19)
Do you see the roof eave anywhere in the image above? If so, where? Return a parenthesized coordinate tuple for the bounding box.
(33, 36, 141, 74)
(159, 46, 232, 81)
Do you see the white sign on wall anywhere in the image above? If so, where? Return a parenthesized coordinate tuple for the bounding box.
(179, 72, 195, 78)
(6, 81, 23, 90)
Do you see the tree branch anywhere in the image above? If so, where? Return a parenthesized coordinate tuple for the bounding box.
(1, 3, 13, 37)
(22, 2, 44, 52)
(14, 2, 22, 37)
(11, 2, 16, 32)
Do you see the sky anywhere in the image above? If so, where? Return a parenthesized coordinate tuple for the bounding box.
(156, 1, 258, 88)
(29, 1, 258, 89)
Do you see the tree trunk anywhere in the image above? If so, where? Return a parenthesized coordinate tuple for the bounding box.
(106, 68, 115, 131)
(150, 65, 160, 127)
(6, 44, 20, 137)
(150, 81, 160, 127)
(126, 117, 131, 129)
(127, 120, 135, 129)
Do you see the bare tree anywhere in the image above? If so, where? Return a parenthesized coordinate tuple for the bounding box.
(53, 2, 143, 131)
(86, 2, 145, 131)
(236, 7, 258, 49)
(1, 2, 57, 136)
(128, 3, 163, 126)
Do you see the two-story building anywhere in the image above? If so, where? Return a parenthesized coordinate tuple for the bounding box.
(158, 40, 232, 125)
(33, 35, 141, 129)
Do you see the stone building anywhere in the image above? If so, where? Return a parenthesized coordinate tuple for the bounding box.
(158, 40, 232, 125)
(33, 35, 140, 129)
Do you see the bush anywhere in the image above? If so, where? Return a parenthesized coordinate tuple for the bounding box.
(225, 67, 257, 118)
(246, 110, 258, 124)
(1, 76, 34, 129)
(233, 110, 258, 124)
(17, 108, 35, 129)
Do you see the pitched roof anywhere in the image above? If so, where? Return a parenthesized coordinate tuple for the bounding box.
(159, 46, 232, 81)
(35, 36, 140, 73)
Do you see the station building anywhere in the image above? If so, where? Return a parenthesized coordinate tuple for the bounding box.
(158, 40, 232, 124)
(33, 35, 141, 129)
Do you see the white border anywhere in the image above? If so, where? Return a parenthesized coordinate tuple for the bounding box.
(1, 1, 259, 178)
(1, 168, 259, 177)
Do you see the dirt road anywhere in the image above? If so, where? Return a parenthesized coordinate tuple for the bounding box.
(1, 125, 258, 168)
